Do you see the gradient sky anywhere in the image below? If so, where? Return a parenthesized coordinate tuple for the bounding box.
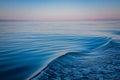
(0, 0, 120, 21)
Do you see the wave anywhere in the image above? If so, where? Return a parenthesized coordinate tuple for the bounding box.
(31, 38, 120, 80)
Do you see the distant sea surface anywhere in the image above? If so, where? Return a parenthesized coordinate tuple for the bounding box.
(0, 21, 120, 80)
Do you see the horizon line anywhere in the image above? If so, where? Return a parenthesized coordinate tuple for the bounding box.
(0, 19, 120, 22)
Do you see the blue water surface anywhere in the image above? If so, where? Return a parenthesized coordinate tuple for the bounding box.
(0, 21, 120, 80)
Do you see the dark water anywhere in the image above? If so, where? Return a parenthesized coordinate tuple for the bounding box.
(32, 38, 120, 80)
(0, 21, 120, 80)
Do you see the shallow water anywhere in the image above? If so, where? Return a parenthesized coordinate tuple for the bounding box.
(0, 21, 120, 80)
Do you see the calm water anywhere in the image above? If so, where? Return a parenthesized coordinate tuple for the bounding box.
(0, 21, 120, 80)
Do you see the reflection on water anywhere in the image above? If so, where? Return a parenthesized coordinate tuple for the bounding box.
(0, 21, 120, 80)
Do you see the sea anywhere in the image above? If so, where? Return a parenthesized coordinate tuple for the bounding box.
(0, 21, 120, 80)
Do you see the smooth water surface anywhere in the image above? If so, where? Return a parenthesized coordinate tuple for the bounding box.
(0, 21, 120, 80)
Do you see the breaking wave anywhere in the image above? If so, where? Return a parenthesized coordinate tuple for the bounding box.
(31, 38, 120, 80)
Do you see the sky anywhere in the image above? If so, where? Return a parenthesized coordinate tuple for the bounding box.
(0, 0, 120, 21)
